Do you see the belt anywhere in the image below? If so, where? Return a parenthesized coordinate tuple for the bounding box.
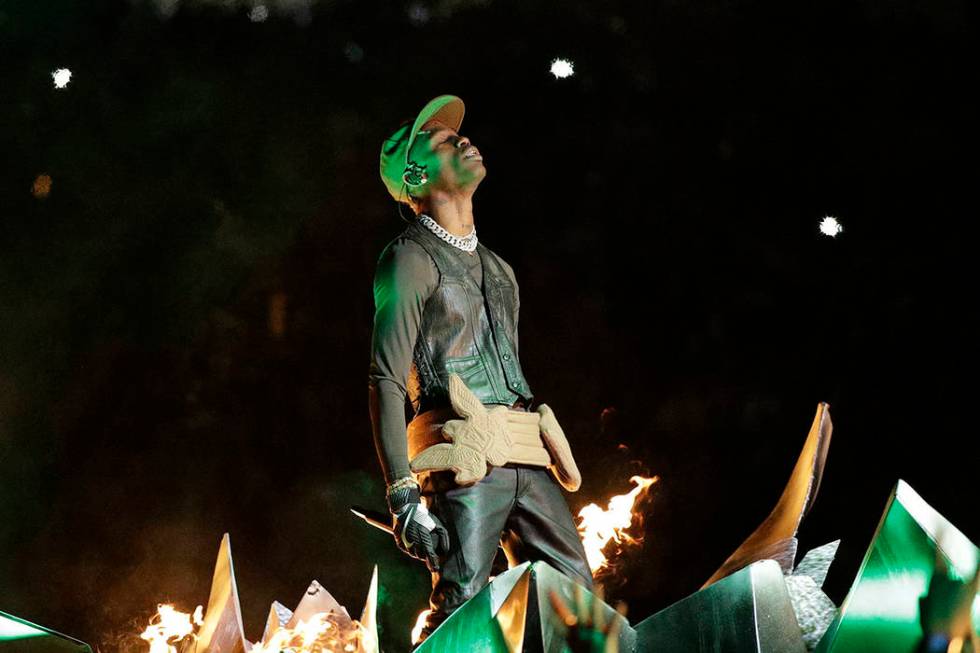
(407, 405, 553, 468)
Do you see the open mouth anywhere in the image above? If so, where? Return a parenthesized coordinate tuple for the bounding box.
(462, 146, 482, 161)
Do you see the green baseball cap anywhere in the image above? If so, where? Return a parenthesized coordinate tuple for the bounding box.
(379, 94, 465, 203)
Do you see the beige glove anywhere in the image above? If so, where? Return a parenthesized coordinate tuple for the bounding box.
(409, 374, 512, 485)
(537, 404, 582, 492)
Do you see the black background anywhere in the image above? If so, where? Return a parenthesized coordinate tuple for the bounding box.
(1, 1, 977, 651)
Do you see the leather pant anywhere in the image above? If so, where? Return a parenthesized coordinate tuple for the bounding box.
(418, 464, 594, 640)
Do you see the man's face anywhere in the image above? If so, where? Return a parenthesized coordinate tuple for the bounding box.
(407, 119, 485, 194)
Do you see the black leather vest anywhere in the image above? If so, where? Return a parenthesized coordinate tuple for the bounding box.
(401, 219, 534, 415)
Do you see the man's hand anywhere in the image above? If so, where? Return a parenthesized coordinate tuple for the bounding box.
(387, 480, 451, 572)
(548, 585, 626, 653)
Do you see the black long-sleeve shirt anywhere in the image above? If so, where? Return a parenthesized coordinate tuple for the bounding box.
(367, 234, 520, 484)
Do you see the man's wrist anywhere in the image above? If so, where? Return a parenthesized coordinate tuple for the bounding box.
(387, 476, 419, 494)
(386, 476, 421, 514)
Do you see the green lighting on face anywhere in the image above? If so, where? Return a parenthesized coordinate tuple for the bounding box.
(407, 122, 483, 193)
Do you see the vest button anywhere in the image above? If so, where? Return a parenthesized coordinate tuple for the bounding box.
(514, 381, 522, 389)
(503, 354, 511, 361)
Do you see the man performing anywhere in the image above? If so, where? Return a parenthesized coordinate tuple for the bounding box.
(369, 95, 593, 643)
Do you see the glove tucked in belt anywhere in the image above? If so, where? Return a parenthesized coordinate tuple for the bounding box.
(408, 373, 581, 491)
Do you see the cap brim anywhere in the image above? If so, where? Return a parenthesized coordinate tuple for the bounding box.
(405, 95, 465, 165)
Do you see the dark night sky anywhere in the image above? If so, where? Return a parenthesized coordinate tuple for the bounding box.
(1, 1, 977, 651)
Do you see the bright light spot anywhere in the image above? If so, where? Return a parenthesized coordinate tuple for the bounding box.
(819, 216, 843, 237)
(51, 68, 72, 89)
(411, 610, 431, 645)
(249, 5, 268, 22)
(550, 58, 575, 79)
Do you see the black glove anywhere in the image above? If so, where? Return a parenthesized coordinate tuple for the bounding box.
(386, 482, 451, 572)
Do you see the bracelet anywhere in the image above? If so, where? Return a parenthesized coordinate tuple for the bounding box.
(386, 476, 419, 495)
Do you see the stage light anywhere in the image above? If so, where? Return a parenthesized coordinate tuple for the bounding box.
(249, 5, 268, 22)
(550, 58, 574, 79)
(819, 216, 843, 237)
(51, 68, 72, 89)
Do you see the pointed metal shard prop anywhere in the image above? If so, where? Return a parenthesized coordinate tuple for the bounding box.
(635, 559, 807, 653)
(412, 565, 519, 653)
(703, 403, 833, 588)
(190, 534, 247, 653)
(415, 561, 634, 653)
(358, 566, 380, 653)
(186, 534, 379, 653)
(0, 611, 93, 653)
(495, 564, 532, 652)
(285, 581, 351, 630)
(784, 541, 840, 650)
(815, 480, 980, 653)
(259, 602, 292, 646)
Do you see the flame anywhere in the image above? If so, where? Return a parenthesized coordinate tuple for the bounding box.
(577, 475, 658, 573)
(251, 613, 365, 653)
(139, 605, 203, 653)
(141, 606, 368, 653)
(410, 610, 431, 645)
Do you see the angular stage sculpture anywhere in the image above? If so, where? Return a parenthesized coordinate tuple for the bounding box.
(13, 405, 967, 653)
(783, 540, 840, 650)
(190, 534, 247, 653)
(414, 403, 837, 653)
(414, 561, 635, 653)
(632, 476, 978, 653)
(703, 402, 833, 587)
(628, 403, 833, 652)
(187, 534, 379, 653)
(0, 612, 92, 653)
(815, 480, 979, 653)
(634, 559, 806, 652)
(182, 406, 979, 652)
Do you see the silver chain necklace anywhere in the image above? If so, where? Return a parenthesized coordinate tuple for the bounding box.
(419, 214, 478, 252)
